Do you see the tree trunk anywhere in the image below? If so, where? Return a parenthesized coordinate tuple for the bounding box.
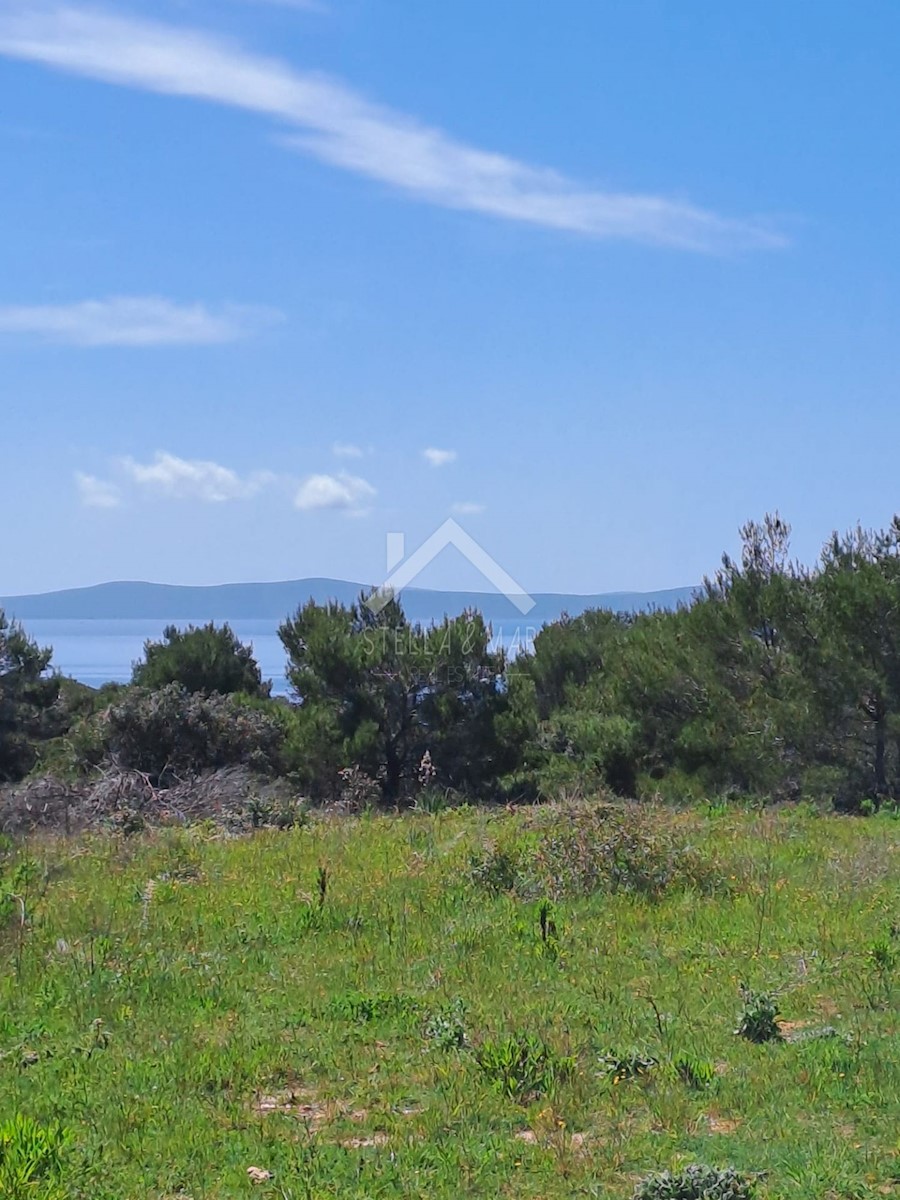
(874, 716, 887, 799)
(383, 741, 402, 802)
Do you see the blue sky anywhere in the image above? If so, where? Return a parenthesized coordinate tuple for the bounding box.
(2, 0, 900, 597)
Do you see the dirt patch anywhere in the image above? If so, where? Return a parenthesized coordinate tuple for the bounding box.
(816, 996, 842, 1019)
(340, 1134, 390, 1149)
(254, 1089, 328, 1125)
(255, 1090, 422, 1148)
(515, 1128, 588, 1151)
(778, 1020, 810, 1036)
(702, 1114, 742, 1135)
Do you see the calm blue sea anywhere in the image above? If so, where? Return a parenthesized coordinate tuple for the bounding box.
(27, 619, 536, 697)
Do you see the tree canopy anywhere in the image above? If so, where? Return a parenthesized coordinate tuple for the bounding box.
(0, 610, 59, 782)
(11, 513, 900, 813)
(132, 622, 269, 698)
(279, 591, 515, 801)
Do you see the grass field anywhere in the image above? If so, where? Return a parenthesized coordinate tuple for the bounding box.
(1, 803, 899, 1199)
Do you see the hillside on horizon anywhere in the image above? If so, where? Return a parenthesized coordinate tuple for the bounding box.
(1, 578, 699, 627)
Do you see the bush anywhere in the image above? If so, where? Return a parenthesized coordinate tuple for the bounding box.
(598, 1048, 659, 1082)
(474, 1033, 574, 1100)
(101, 684, 284, 782)
(132, 622, 269, 697)
(0, 612, 59, 783)
(424, 999, 468, 1050)
(633, 1164, 757, 1200)
(734, 986, 782, 1044)
(468, 842, 526, 895)
(466, 808, 726, 902)
(672, 1053, 716, 1089)
(530, 804, 725, 900)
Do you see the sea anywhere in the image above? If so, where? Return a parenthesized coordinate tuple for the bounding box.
(27, 618, 537, 697)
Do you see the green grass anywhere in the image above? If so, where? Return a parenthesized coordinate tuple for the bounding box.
(0, 803, 899, 1199)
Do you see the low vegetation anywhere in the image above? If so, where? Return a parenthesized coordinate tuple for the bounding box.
(0, 804, 898, 1198)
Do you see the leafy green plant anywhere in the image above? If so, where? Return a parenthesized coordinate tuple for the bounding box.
(474, 1033, 575, 1100)
(869, 935, 897, 973)
(0, 1114, 70, 1200)
(633, 1164, 757, 1200)
(672, 1053, 716, 1089)
(598, 1048, 659, 1082)
(424, 998, 467, 1050)
(327, 990, 419, 1024)
(735, 986, 782, 1043)
(862, 932, 897, 1009)
(415, 786, 451, 814)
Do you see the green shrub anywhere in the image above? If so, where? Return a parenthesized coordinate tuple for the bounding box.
(633, 1164, 756, 1200)
(424, 998, 468, 1050)
(474, 1033, 575, 1100)
(327, 991, 419, 1024)
(468, 808, 725, 902)
(0, 612, 60, 784)
(101, 684, 284, 782)
(598, 1048, 659, 1082)
(735, 986, 781, 1044)
(672, 1053, 716, 1089)
(468, 842, 526, 895)
(415, 786, 452, 814)
(531, 805, 725, 900)
(132, 622, 269, 697)
(0, 1114, 70, 1200)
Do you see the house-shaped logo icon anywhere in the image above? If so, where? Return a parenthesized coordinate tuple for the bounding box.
(366, 518, 535, 615)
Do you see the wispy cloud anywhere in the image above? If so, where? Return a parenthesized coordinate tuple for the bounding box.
(423, 447, 457, 468)
(0, 5, 785, 252)
(451, 501, 484, 515)
(120, 451, 275, 501)
(0, 296, 280, 346)
(332, 441, 366, 459)
(77, 450, 376, 511)
(75, 471, 121, 508)
(295, 471, 375, 513)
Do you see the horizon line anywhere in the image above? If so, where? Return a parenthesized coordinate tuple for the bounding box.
(1, 576, 699, 603)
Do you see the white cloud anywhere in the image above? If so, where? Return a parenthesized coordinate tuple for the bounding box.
(423, 447, 457, 468)
(0, 296, 279, 346)
(120, 451, 275, 501)
(451, 501, 484, 515)
(0, 5, 786, 252)
(295, 471, 375, 512)
(332, 441, 365, 458)
(75, 471, 121, 508)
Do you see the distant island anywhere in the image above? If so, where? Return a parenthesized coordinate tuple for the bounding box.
(0, 579, 699, 627)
